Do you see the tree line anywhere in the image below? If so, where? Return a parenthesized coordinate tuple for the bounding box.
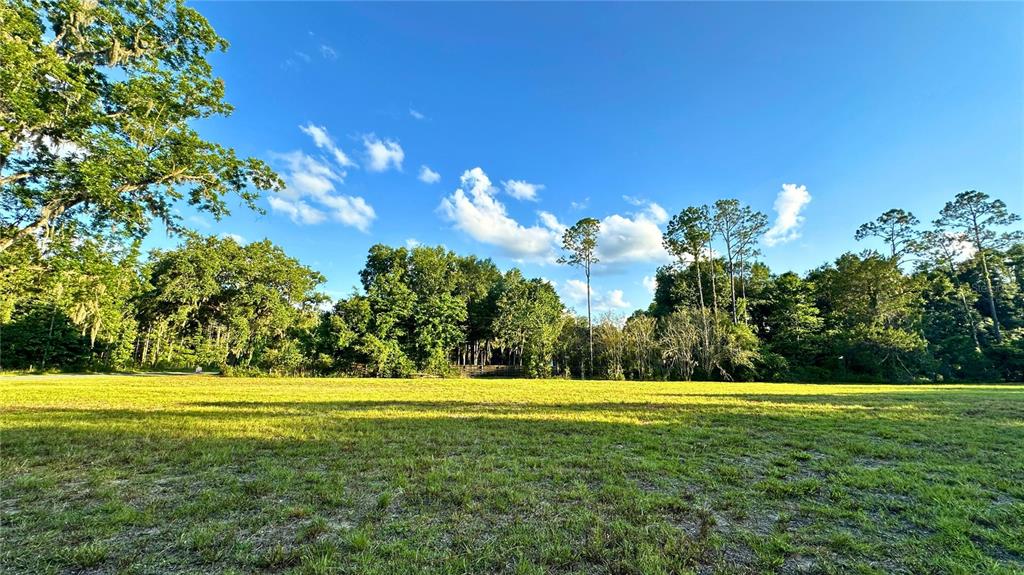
(1, 0, 1021, 381)
(1, 189, 1021, 382)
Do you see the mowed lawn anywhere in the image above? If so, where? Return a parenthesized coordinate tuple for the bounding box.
(1, 377, 1022, 574)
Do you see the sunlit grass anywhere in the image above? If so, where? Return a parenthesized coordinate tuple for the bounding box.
(2, 376, 1022, 574)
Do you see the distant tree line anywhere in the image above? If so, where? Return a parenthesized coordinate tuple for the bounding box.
(1, 190, 1021, 382)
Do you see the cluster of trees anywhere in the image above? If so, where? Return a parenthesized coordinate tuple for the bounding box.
(1, 189, 1021, 383)
(1, 0, 1021, 382)
(637, 191, 1022, 383)
(308, 245, 565, 377)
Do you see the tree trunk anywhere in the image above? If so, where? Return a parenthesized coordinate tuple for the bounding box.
(707, 239, 719, 316)
(725, 236, 737, 324)
(977, 250, 1002, 342)
(945, 259, 981, 350)
(970, 213, 1003, 342)
(586, 264, 593, 379)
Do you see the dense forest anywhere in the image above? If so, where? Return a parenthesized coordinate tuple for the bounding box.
(1, 189, 1022, 382)
(1, 0, 1021, 382)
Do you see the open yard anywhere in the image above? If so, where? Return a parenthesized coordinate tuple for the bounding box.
(1, 376, 1022, 574)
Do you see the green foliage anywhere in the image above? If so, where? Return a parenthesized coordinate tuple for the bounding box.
(0, 0, 282, 253)
(1, 184, 1021, 381)
(135, 236, 325, 372)
(493, 270, 565, 378)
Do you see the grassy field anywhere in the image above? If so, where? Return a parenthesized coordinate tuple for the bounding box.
(1, 376, 1022, 574)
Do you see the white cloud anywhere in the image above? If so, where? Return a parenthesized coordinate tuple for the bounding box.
(268, 143, 375, 231)
(418, 165, 441, 184)
(405, 238, 421, 248)
(571, 198, 590, 211)
(604, 289, 632, 310)
(409, 108, 425, 120)
(563, 279, 590, 303)
(646, 203, 669, 224)
(363, 134, 404, 172)
(942, 232, 978, 261)
(596, 201, 672, 266)
(502, 179, 544, 202)
(538, 211, 565, 235)
(764, 183, 811, 247)
(320, 44, 337, 60)
(438, 167, 561, 262)
(294, 51, 311, 63)
(642, 275, 658, 294)
(221, 233, 247, 244)
(300, 123, 355, 167)
(269, 195, 326, 225)
(559, 280, 632, 312)
(316, 194, 375, 231)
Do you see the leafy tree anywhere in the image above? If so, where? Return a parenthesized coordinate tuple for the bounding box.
(407, 246, 467, 374)
(936, 191, 1022, 342)
(855, 209, 920, 263)
(810, 253, 928, 381)
(558, 218, 600, 376)
(136, 236, 324, 371)
(712, 199, 768, 323)
(917, 229, 982, 349)
(593, 313, 626, 380)
(453, 255, 501, 367)
(492, 270, 564, 377)
(663, 206, 712, 318)
(0, 0, 282, 254)
(751, 272, 824, 379)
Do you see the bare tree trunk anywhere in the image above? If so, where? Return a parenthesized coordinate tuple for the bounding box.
(977, 249, 1002, 342)
(944, 259, 981, 349)
(707, 240, 719, 317)
(970, 214, 1003, 342)
(586, 263, 593, 378)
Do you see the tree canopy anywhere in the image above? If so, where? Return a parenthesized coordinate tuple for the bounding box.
(0, 0, 281, 253)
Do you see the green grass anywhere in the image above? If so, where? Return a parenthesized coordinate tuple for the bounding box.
(1, 376, 1022, 574)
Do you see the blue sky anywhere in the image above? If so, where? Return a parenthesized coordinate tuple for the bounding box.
(156, 1, 1024, 313)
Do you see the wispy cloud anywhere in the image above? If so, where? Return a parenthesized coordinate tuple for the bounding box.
(764, 183, 811, 247)
(320, 44, 337, 60)
(267, 127, 376, 231)
(418, 165, 441, 184)
(300, 123, 355, 167)
(363, 134, 404, 172)
(409, 108, 426, 121)
(502, 179, 544, 202)
(571, 197, 590, 211)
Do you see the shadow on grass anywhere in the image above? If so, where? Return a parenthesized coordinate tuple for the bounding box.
(3, 392, 1023, 574)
